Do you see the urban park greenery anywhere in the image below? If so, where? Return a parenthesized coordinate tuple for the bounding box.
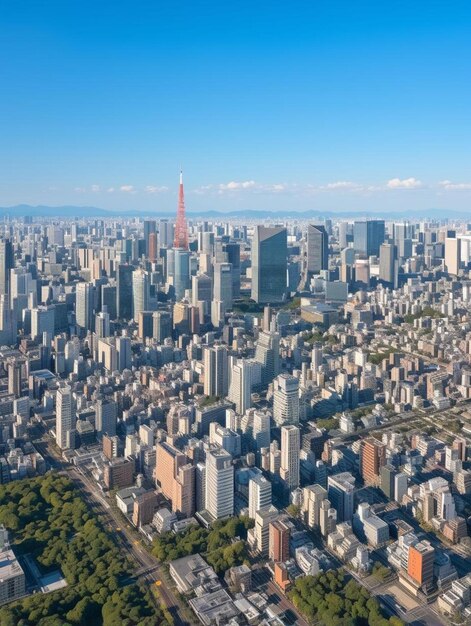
(0, 473, 169, 626)
(289, 569, 404, 626)
(152, 515, 253, 575)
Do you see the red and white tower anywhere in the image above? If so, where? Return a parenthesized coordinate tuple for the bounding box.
(174, 169, 188, 249)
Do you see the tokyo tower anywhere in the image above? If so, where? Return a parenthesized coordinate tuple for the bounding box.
(174, 169, 189, 249)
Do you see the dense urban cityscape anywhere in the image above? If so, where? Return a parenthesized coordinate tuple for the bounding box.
(3, 1, 471, 625)
(1, 170, 471, 626)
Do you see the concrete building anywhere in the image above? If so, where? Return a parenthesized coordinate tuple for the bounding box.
(56, 384, 75, 450)
(203, 345, 228, 398)
(280, 424, 300, 490)
(327, 472, 355, 522)
(205, 447, 234, 521)
(248, 474, 272, 519)
(273, 373, 300, 426)
(361, 438, 386, 486)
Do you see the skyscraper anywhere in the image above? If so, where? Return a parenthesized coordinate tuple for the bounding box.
(8, 361, 21, 397)
(191, 273, 213, 317)
(173, 249, 190, 301)
(222, 241, 241, 297)
(205, 448, 234, 520)
(379, 243, 398, 286)
(255, 331, 280, 388)
(132, 268, 149, 322)
(56, 384, 75, 450)
(117, 264, 133, 320)
(273, 374, 300, 426)
(101, 284, 117, 320)
(251, 226, 287, 304)
(213, 262, 233, 312)
(95, 398, 117, 438)
(280, 424, 300, 490)
(76, 282, 95, 332)
(0, 239, 14, 297)
(445, 236, 461, 276)
(152, 310, 172, 342)
(95, 308, 110, 338)
(327, 472, 355, 522)
(31, 306, 55, 341)
(174, 170, 188, 250)
(143, 219, 156, 256)
(306, 224, 329, 275)
(353, 220, 385, 257)
(249, 474, 272, 519)
(203, 345, 228, 397)
(228, 358, 261, 415)
(361, 438, 386, 486)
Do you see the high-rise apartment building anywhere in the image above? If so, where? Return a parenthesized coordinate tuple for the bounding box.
(56, 384, 75, 450)
(95, 398, 117, 438)
(269, 518, 291, 562)
(205, 448, 234, 520)
(361, 438, 386, 486)
(228, 359, 261, 415)
(253, 410, 271, 452)
(280, 425, 300, 490)
(249, 474, 272, 519)
(155, 442, 195, 517)
(273, 373, 300, 426)
(255, 331, 280, 388)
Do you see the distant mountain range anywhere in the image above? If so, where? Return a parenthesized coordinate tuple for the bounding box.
(0, 204, 468, 220)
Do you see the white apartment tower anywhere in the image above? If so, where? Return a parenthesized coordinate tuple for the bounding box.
(273, 373, 300, 426)
(205, 448, 234, 520)
(280, 425, 300, 490)
(249, 474, 272, 519)
(56, 384, 75, 450)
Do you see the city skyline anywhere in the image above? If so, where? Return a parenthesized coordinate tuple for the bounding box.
(2, 1, 471, 212)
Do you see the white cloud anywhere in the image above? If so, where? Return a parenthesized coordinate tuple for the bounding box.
(386, 177, 423, 189)
(145, 185, 169, 194)
(219, 180, 256, 191)
(107, 187, 115, 193)
(195, 180, 290, 194)
(439, 180, 471, 191)
(120, 185, 135, 193)
(321, 181, 363, 191)
(91, 184, 100, 192)
(74, 186, 86, 193)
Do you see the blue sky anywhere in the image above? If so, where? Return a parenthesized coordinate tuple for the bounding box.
(1, 0, 471, 213)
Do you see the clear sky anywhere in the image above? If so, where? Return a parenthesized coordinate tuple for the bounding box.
(1, 1, 471, 214)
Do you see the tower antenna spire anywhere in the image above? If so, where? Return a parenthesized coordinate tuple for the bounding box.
(174, 167, 188, 249)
